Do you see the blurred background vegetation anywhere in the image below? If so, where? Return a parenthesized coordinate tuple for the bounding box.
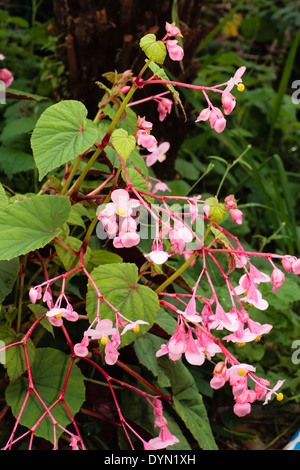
(0, 0, 299, 450)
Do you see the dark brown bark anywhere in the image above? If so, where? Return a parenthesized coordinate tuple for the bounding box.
(52, 0, 210, 178)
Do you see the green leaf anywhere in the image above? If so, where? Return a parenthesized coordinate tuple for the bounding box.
(6, 88, 47, 101)
(158, 357, 218, 450)
(139, 34, 167, 64)
(205, 196, 226, 223)
(0, 258, 19, 304)
(86, 263, 159, 348)
(0, 147, 36, 178)
(31, 100, 99, 180)
(0, 194, 71, 261)
(111, 128, 136, 162)
(88, 249, 123, 267)
(0, 325, 35, 380)
(5, 348, 85, 444)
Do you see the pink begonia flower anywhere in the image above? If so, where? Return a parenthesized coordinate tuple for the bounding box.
(0, 68, 14, 87)
(147, 426, 179, 449)
(270, 268, 285, 292)
(169, 219, 193, 254)
(203, 203, 210, 218)
(184, 330, 205, 366)
(166, 40, 184, 61)
(0, 54, 4, 60)
(230, 208, 243, 224)
(292, 258, 300, 275)
(181, 297, 202, 322)
(103, 189, 140, 218)
(263, 379, 285, 405)
(228, 363, 256, 382)
(156, 97, 173, 121)
(281, 255, 296, 273)
(46, 306, 78, 327)
(87, 318, 117, 341)
(152, 181, 172, 194)
(137, 129, 158, 152)
(98, 213, 118, 238)
(223, 66, 246, 95)
(29, 286, 42, 304)
(146, 249, 170, 264)
(121, 320, 149, 335)
(74, 336, 90, 357)
(209, 303, 239, 332)
(221, 92, 236, 115)
(165, 22, 182, 37)
(145, 141, 170, 167)
(113, 231, 140, 249)
(195, 107, 211, 123)
(104, 339, 120, 365)
(210, 362, 229, 390)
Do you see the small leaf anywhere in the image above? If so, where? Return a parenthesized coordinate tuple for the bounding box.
(111, 128, 136, 161)
(0, 194, 71, 261)
(205, 197, 226, 223)
(31, 100, 99, 180)
(139, 34, 167, 64)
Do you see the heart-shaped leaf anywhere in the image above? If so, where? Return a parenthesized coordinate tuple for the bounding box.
(111, 128, 136, 162)
(140, 34, 167, 64)
(31, 100, 99, 180)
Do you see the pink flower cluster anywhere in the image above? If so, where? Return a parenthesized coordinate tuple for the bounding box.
(97, 189, 140, 249)
(195, 67, 246, 133)
(210, 361, 285, 417)
(164, 22, 184, 62)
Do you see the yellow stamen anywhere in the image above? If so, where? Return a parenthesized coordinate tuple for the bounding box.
(237, 83, 245, 92)
(133, 325, 140, 333)
(276, 393, 284, 401)
(237, 342, 246, 347)
(255, 335, 262, 342)
(238, 368, 246, 376)
(117, 208, 126, 216)
(55, 313, 62, 319)
(101, 337, 108, 345)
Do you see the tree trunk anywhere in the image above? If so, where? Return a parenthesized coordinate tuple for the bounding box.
(52, 0, 208, 178)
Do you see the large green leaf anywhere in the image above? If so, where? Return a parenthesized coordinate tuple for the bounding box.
(5, 348, 85, 444)
(0, 194, 71, 261)
(31, 100, 99, 180)
(86, 263, 159, 348)
(158, 356, 218, 450)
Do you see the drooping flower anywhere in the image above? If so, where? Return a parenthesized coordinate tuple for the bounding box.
(166, 39, 184, 61)
(165, 22, 182, 37)
(156, 97, 173, 121)
(270, 268, 285, 292)
(137, 129, 158, 152)
(0, 68, 14, 87)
